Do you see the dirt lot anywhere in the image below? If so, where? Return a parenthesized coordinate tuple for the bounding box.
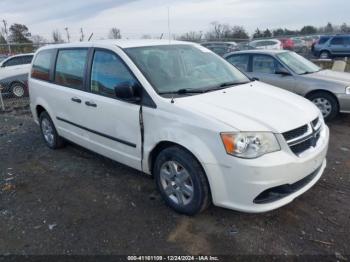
(0, 106, 349, 259)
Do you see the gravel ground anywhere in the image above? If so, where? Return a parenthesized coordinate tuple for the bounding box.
(0, 107, 349, 259)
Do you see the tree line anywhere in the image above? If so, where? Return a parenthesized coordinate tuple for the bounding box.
(178, 22, 350, 42)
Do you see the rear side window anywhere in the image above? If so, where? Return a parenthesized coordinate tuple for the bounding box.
(226, 55, 249, 72)
(252, 55, 276, 74)
(3, 57, 22, 67)
(331, 37, 345, 45)
(90, 50, 137, 98)
(32, 50, 55, 81)
(55, 49, 88, 90)
(22, 55, 33, 64)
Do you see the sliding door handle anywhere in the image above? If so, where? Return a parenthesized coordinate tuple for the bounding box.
(85, 101, 97, 107)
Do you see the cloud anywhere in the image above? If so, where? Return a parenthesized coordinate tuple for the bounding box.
(0, 0, 349, 41)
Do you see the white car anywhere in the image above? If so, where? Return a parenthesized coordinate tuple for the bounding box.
(29, 40, 329, 215)
(0, 53, 34, 97)
(249, 39, 283, 50)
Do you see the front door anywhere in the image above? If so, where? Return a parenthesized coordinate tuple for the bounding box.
(77, 48, 142, 170)
(250, 54, 296, 93)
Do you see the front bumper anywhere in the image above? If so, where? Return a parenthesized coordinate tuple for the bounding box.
(337, 94, 350, 113)
(204, 125, 329, 213)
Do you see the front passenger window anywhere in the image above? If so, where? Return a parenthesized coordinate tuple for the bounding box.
(90, 50, 137, 98)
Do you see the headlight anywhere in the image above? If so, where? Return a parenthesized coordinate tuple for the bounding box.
(220, 132, 281, 159)
(346, 86, 350, 95)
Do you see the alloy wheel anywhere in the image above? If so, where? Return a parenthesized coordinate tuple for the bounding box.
(313, 97, 332, 118)
(159, 161, 194, 206)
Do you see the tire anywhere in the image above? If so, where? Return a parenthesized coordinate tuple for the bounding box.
(10, 82, 26, 98)
(39, 111, 65, 149)
(154, 146, 211, 215)
(307, 92, 339, 121)
(319, 51, 331, 59)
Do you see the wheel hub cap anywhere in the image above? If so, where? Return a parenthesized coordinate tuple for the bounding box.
(41, 119, 54, 145)
(160, 161, 194, 206)
(313, 98, 332, 118)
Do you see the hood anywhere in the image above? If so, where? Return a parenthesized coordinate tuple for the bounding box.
(176, 82, 320, 133)
(304, 69, 350, 87)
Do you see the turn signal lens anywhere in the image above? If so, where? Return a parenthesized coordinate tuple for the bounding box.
(221, 133, 235, 155)
(346, 86, 350, 95)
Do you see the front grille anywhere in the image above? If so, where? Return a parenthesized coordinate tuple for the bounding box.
(283, 125, 308, 141)
(283, 117, 322, 156)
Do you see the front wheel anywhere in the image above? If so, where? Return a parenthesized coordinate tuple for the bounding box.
(308, 92, 339, 121)
(319, 51, 331, 59)
(154, 146, 211, 215)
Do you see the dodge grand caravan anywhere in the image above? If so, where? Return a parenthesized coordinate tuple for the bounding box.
(29, 40, 329, 215)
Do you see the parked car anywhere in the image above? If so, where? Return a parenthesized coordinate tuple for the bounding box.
(224, 50, 350, 120)
(280, 38, 294, 50)
(249, 39, 283, 50)
(291, 37, 308, 53)
(237, 43, 256, 51)
(313, 35, 350, 59)
(0, 54, 9, 63)
(200, 42, 239, 56)
(0, 53, 34, 97)
(30, 40, 329, 215)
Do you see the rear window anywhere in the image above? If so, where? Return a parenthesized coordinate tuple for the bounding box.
(32, 50, 55, 81)
(54, 49, 88, 90)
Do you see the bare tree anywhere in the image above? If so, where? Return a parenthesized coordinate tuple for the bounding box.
(79, 28, 85, 42)
(64, 27, 70, 43)
(108, 28, 121, 39)
(31, 35, 47, 45)
(52, 29, 64, 43)
(178, 31, 203, 42)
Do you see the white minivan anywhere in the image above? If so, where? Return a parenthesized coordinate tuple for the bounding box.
(29, 40, 329, 215)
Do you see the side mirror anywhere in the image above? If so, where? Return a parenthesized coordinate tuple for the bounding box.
(275, 67, 291, 76)
(114, 82, 141, 102)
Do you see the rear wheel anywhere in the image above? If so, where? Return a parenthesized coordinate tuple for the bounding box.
(11, 82, 25, 98)
(154, 146, 211, 215)
(308, 92, 339, 121)
(39, 111, 65, 149)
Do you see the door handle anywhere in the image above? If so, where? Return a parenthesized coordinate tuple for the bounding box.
(85, 101, 97, 107)
(71, 97, 82, 103)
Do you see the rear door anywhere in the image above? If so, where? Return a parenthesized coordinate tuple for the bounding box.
(226, 54, 250, 73)
(251, 54, 296, 92)
(329, 36, 346, 55)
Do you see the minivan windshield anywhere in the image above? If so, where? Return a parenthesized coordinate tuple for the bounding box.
(277, 52, 321, 75)
(124, 45, 250, 96)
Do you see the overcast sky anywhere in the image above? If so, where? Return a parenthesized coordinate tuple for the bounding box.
(0, 0, 349, 41)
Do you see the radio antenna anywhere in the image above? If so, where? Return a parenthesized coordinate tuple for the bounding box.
(167, 6, 171, 43)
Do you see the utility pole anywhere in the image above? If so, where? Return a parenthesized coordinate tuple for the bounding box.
(2, 19, 11, 54)
(80, 28, 85, 42)
(64, 27, 70, 43)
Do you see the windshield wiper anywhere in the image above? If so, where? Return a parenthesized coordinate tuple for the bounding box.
(158, 88, 205, 95)
(300, 71, 316, 75)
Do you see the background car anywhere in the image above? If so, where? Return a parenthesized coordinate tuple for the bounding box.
(291, 37, 308, 53)
(200, 42, 239, 56)
(0, 53, 33, 97)
(313, 35, 350, 59)
(224, 50, 350, 120)
(249, 39, 283, 50)
(237, 43, 256, 51)
(280, 38, 294, 50)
